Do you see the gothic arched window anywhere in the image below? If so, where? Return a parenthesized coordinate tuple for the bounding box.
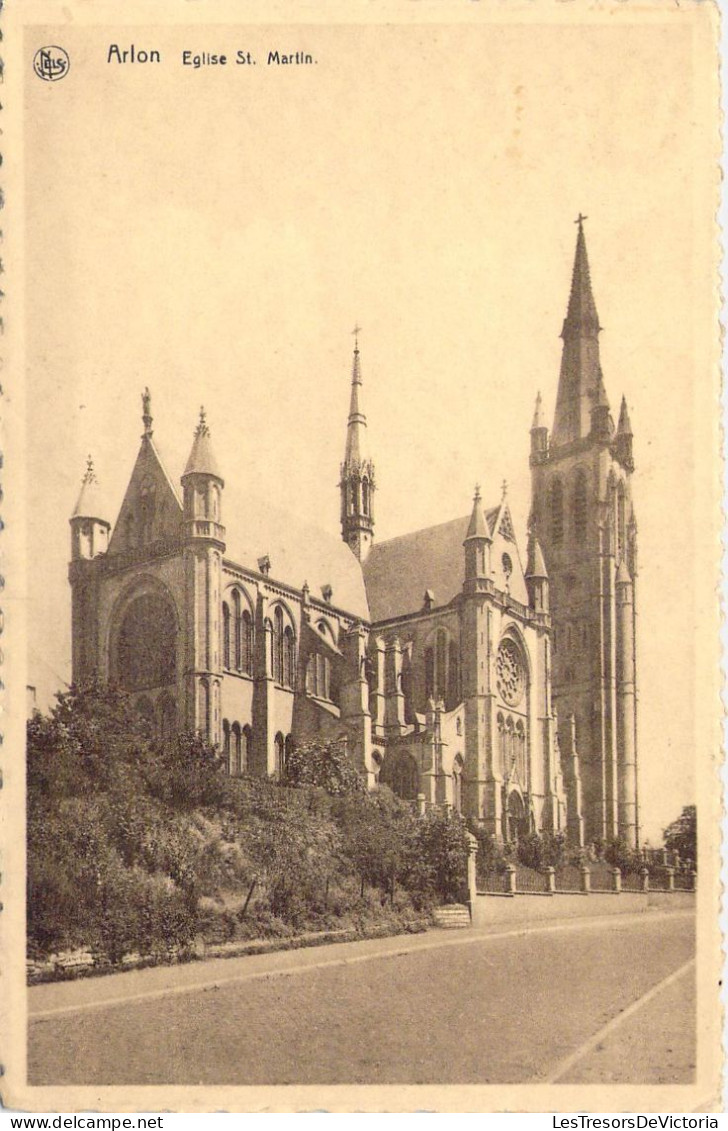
(273, 607, 284, 683)
(232, 591, 242, 668)
(115, 592, 177, 691)
(241, 609, 254, 675)
(241, 725, 251, 774)
(222, 602, 231, 670)
(573, 470, 588, 542)
(550, 478, 564, 546)
(283, 626, 295, 689)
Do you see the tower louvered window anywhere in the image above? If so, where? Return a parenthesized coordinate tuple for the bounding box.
(550, 479, 564, 545)
(573, 471, 588, 541)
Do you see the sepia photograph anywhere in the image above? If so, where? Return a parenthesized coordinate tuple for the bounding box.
(3, 0, 722, 1113)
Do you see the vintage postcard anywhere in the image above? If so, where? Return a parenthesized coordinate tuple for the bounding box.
(2, 0, 723, 1114)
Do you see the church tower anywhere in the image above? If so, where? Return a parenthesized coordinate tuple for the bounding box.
(340, 333, 375, 560)
(69, 456, 110, 686)
(181, 408, 226, 745)
(530, 218, 639, 848)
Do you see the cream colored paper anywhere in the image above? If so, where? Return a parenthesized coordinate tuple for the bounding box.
(3, 0, 722, 1113)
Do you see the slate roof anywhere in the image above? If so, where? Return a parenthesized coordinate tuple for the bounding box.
(222, 481, 370, 622)
(363, 508, 500, 623)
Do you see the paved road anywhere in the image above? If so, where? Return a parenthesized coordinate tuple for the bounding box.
(28, 909, 695, 1086)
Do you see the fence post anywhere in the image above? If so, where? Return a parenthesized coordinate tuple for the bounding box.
(640, 866, 650, 892)
(689, 869, 697, 892)
(580, 863, 591, 893)
(417, 792, 426, 816)
(665, 866, 675, 892)
(544, 866, 556, 894)
(505, 863, 517, 894)
(465, 832, 478, 914)
(611, 866, 622, 893)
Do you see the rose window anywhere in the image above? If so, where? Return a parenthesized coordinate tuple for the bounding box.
(496, 639, 525, 707)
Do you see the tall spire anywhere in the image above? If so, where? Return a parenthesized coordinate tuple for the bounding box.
(552, 216, 605, 446)
(344, 329, 368, 466)
(561, 215, 600, 340)
(340, 329, 375, 560)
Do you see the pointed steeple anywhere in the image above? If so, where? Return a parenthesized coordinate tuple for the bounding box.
(552, 216, 606, 446)
(72, 456, 107, 522)
(525, 522, 549, 612)
(617, 395, 633, 437)
(340, 329, 375, 560)
(614, 394, 634, 471)
(463, 484, 492, 587)
(184, 407, 222, 481)
(530, 390, 549, 464)
(465, 484, 490, 541)
(561, 215, 601, 341)
(70, 455, 111, 561)
(344, 331, 368, 466)
(531, 391, 544, 430)
(526, 534, 548, 580)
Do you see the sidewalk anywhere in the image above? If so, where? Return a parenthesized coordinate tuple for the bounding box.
(29, 905, 695, 1021)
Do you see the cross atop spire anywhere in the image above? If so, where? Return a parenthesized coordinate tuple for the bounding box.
(83, 454, 96, 483)
(196, 406, 209, 437)
(575, 212, 588, 228)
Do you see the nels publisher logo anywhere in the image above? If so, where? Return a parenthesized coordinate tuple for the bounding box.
(33, 46, 70, 82)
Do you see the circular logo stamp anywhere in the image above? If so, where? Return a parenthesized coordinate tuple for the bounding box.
(33, 46, 70, 82)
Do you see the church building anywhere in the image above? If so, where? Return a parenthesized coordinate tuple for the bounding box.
(68, 221, 640, 847)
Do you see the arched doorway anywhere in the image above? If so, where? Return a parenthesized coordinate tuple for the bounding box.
(380, 750, 419, 801)
(506, 790, 529, 843)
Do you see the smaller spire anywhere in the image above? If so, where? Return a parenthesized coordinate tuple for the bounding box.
(593, 369, 610, 410)
(501, 478, 508, 501)
(142, 387, 153, 438)
(617, 395, 633, 436)
(465, 484, 490, 540)
(72, 454, 107, 521)
(526, 534, 548, 580)
(183, 407, 221, 479)
(615, 559, 631, 586)
(531, 391, 544, 430)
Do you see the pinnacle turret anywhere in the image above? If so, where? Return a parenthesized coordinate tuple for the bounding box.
(183, 407, 223, 481)
(340, 331, 375, 560)
(72, 456, 108, 523)
(70, 455, 110, 561)
(465, 484, 490, 541)
(617, 396, 633, 436)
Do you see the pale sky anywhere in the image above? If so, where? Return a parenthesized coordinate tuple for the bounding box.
(22, 13, 719, 842)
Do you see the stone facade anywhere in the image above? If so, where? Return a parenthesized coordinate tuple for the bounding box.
(69, 225, 639, 845)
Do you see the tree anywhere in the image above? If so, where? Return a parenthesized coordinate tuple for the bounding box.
(663, 805, 697, 865)
(283, 738, 367, 796)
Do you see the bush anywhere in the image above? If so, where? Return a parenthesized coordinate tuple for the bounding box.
(517, 831, 566, 871)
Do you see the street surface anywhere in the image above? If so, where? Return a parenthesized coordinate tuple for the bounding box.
(28, 908, 695, 1086)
